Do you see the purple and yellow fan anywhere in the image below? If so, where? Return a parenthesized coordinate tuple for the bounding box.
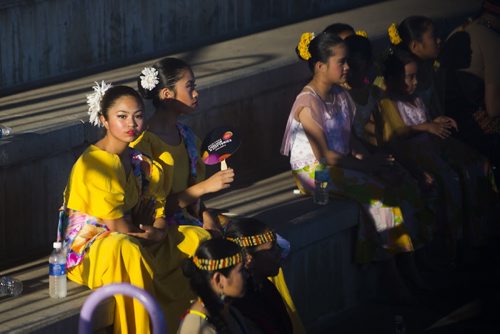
(201, 127, 241, 170)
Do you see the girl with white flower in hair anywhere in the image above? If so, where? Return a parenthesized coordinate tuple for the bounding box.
(58, 83, 210, 334)
(130, 57, 236, 331)
(133, 57, 234, 233)
(59, 84, 160, 333)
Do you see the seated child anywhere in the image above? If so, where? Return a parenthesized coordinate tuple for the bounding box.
(179, 238, 257, 334)
(225, 218, 305, 334)
(379, 49, 498, 258)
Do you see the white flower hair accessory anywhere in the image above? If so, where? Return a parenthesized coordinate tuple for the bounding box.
(86, 80, 112, 127)
(140, 67, 159, 91)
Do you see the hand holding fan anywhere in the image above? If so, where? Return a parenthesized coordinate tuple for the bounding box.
(201, 127, 241, 170)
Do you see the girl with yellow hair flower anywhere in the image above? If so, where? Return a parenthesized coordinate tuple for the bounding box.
(284, 31, 431, 303)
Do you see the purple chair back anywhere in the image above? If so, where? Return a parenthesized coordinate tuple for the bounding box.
(79, 283, 166, 333)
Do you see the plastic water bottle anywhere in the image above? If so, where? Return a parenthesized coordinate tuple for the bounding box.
(313, 163, 330, 205)
(0, 124, 12, 139)
(0, 276, 23, 297)
(394, 315, 406, 334)
(49, 241, 67, 298)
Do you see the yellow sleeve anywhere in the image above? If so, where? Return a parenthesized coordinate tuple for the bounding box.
(148, 134, 175, 198)
(378, 98, 411, 143)
(130, 132, 168, 218)
(269, 268, 306, 334)
(195, 135, 206, 184)
(65, 147, 126, 220)
(373, 76, 387, 92)
(147, 159, 167, 219)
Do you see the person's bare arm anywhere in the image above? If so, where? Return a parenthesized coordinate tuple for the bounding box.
(298, 107, 387, 173)
(164, 169, 235, 213)
(485, 83, 500, 118)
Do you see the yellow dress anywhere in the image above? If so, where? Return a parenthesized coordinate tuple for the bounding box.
(63, 145, 210, 334)
(378, 98, 411, 143)
(131, 130, 205, 196)
(132, 131, 213, 329)
(131, 130, 207, 226)
(269, 268, 306, 334)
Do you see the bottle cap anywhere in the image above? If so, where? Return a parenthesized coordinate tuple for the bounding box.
(53, 242, 62, 249)
(0, 125, 12, 137)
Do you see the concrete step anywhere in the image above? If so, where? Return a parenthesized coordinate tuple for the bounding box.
(0, 258, 114, 334)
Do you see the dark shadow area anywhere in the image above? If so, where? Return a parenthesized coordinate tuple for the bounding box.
(0, 54, 277, 126)
(311, 237, 500, 333)
(0, 0, 385, 97)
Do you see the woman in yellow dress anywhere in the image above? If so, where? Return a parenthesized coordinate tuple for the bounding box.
(133, 58, 234, 233)
(58, 83, 210, 333)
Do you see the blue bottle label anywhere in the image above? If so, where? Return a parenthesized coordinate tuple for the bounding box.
(49, 263, 66, 276)
(315, 168, 330, 183)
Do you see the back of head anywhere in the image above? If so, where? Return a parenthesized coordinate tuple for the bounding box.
(396, 16, 434, 51)
(383, 49, 418, 96)
(440, 31, 472, 70)
(296, 31, 345, 72)
(345, 34, 373, 65)
(137, 57, 190, 108)
(323, 22, 355, 39)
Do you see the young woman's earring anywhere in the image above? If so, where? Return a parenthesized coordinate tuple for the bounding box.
(219, 286, 225, 302)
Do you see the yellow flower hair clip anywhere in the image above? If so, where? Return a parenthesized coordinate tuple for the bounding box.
(433, 60, 440, 71)
(388, 23, 402, 45)
(355, 30, 368, 38)
(297, 32, 315, 60)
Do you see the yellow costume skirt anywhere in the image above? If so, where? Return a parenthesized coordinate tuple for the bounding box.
(68, 226, 210, 334)
(269, 267, 306, 334)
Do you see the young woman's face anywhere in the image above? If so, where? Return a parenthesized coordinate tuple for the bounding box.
(220, 262, 247, 298)
(325, 44, 349, 85)
(102, 95, 144, 143)
(404, 61, 418, 95)
(414, 25, 440, 60)
(249, 240, 281, 279)
(173, 68, 199, 111)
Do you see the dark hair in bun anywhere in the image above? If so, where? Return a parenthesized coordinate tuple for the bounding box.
(137, 57, 191, 108)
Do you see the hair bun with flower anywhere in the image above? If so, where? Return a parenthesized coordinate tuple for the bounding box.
(388, 23, 402, 45)
(355, 30, 368, 38)
(297, 32, 315, 60)
(86, 80, 112, 127)
(140, 67, 160, 91)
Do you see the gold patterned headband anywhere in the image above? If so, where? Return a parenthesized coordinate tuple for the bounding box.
(227, 231, 276, 248)
(193, 252, 243, 271)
